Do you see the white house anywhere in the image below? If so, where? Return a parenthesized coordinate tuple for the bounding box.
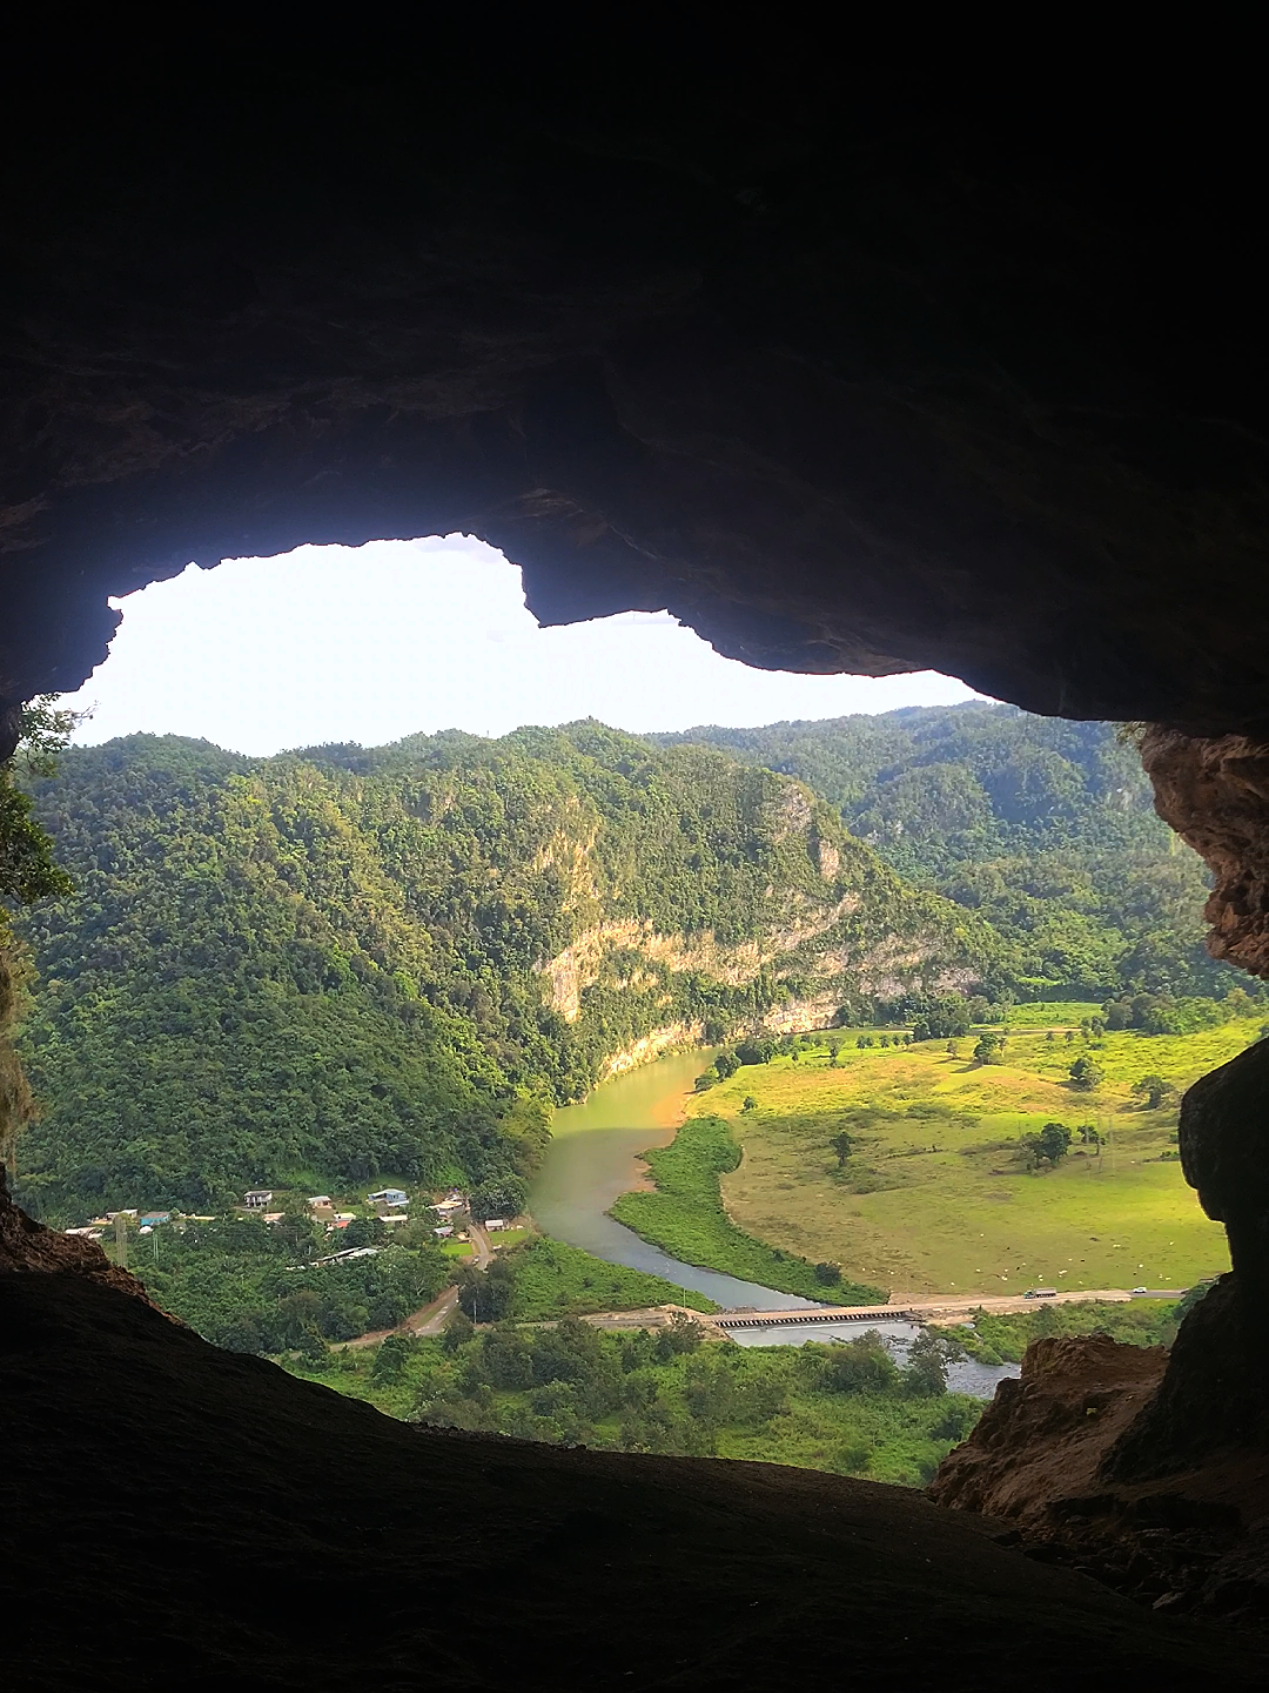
(244, 1190, 273, 1210)
(366, 1188, 408, 1209)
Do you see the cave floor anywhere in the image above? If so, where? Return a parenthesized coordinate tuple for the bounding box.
(3, 1274, 1265, 1690)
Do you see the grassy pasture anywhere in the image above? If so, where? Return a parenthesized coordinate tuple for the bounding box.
(689, 1020, 1254, 1297)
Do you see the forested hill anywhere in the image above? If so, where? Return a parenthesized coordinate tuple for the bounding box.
(653, 704, 1228, 1000)
(12, 724, 997, 1218)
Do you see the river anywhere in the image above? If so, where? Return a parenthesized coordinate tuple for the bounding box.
(528, 1048, 817, 1311)
(527, 1045, 1022, 1397)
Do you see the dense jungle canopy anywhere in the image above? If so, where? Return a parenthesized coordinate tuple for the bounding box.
(1, 706, 1232, 1219)
(657, 704, 1229, 1002)
(10, 720, 997, 1217)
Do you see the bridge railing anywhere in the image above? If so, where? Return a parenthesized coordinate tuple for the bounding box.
(714, 1308, 915, 1330)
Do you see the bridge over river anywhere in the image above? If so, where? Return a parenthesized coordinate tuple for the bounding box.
(710, 1287, 1185, 1331)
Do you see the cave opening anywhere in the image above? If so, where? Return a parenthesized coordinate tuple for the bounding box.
(5, 49, 1269, 1684)
(55, 535, 980, 754)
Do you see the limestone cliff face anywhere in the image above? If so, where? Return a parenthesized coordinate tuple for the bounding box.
(930, 1323, 1269, 1626)
(539, 896, 980, 1031)
(929, 1336, 1170, 1529)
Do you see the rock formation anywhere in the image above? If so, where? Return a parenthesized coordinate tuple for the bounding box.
(1142, 730, 1269, 979)
(3, 61, 1269, 740)
(5, 1269, 1265, 1689)
(0, 1162, 161, 1304)
(930, 1330, 1269, 1627)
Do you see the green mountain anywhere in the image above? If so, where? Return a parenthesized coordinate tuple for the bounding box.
(654, 704, 1230, 1001)
(11, 723, 998, 1218)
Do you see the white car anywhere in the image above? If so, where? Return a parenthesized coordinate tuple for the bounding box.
(1131, 1286, 1148, 1295)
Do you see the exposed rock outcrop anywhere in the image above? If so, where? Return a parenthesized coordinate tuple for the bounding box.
(931, 1329, 1269, 1627)
(929, 1335, 1171, 1530)
(0, 1163, 163, 1308)
(1142, 729, 1269, 977)
(3, 64, 1269, 735)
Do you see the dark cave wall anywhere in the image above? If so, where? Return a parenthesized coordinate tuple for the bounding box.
(4, 62, 1269, 741)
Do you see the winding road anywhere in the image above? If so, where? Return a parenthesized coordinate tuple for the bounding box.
(341, 1221, 494, 1348)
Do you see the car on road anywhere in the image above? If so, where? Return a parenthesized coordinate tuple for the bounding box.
(1131, 1286, 1148, 1295)
(1024, 1288, 1057, 1299)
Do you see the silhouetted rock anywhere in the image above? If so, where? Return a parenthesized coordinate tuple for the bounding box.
(5, 1272, 1265, 1689)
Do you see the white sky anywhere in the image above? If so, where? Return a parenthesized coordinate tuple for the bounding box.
(57, 536, 983, 755)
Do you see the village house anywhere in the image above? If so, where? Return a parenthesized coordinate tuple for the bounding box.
(366, 1187, 408, 1210)
(243, 1190, 273, 1210)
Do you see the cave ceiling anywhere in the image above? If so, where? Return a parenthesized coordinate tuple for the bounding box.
(3, 58, 1267, 750)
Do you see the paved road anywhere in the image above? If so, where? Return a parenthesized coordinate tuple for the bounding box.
(467, 1221, 492, 1269)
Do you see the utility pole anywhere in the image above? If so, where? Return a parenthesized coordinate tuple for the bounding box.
(114, 1213, 127, 1270)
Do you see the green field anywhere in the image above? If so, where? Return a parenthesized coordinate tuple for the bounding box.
(686, 1021, 1249, 1297)
(493, 1236, 719, 1318)
(611, 1117, 882, 1303)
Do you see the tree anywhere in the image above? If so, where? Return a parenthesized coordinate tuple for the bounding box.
(372, 1332, 416, 1383)
(973, 1032, 1006, 1065)
(903, 1330, 956, 1397)
(817, 1331, 899, 1394)
(456, 1257, 515, 1322)
(469, 1176, 528, 1222)
(946, 1039, 961, 1058)
(442, 1308, 475, 1352)
(909, 994, 972, 1043)
(1069, 1055, 1105, 1091)
(1132, 1074, 1175, 1110)
(814, 1261, 842, 1287)
(1, 695, 82, 909)
(1036, 1122, 1072, 1164)
(830, 1130, 855, 1167)
(735, 1036, 776, 1066)
(828, 1040, 840, 1067)
(741, 1096, 758, 1113)
(714, 1050, 740, 1080)
(654, 1309, 703, 1360)
(1076, 1123, 1101, 1150)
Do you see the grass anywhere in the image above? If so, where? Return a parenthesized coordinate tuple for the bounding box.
(488, 1227, 531, 1250)
(440, 1240, 474, 1259)
(611, 1116, 884, 1303)
(685, 1020, 1253, 1298)
(951, 1297, 1184, 1364)
(999, 1000, 1103, 1028)
(502, 1236, 718, 1318)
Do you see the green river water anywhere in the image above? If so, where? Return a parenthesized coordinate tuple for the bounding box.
(526, 1047, 816, 1310)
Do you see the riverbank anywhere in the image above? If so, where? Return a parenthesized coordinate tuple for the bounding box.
(527, 1047, 820, 1310)
(611, 1114, 883, 1303)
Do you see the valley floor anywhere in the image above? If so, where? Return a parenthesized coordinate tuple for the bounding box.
(687, 1019, 1247, 1296)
